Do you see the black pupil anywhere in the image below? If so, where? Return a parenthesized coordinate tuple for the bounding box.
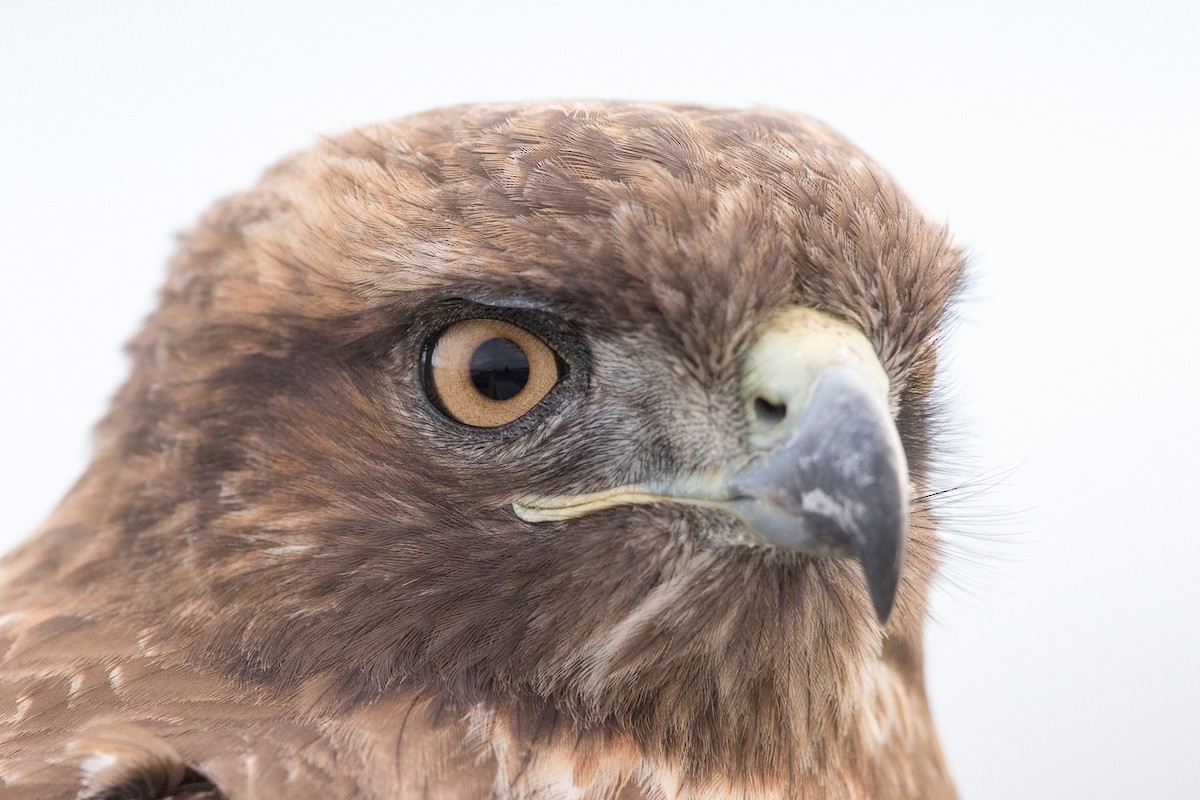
(469, 337, 530, 401)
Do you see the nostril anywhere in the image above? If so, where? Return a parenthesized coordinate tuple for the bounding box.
(753, 397, 787, 427)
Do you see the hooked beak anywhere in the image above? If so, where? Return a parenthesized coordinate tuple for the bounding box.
(727, 364, 907, 623)
(514, 307, 909, 625)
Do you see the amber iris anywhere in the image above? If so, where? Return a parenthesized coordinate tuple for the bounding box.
(426, 318, 560, 427)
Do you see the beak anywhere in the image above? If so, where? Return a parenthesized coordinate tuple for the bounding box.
(720, 309, 907, 623)
(725, 307, 908, 624)
(727, 365, 907, 624)
(512, 307, 909, 625)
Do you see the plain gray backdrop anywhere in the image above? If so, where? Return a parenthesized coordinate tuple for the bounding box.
(3, 1, 1197, 797)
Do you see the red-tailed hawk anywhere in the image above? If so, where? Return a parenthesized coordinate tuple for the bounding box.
(0, 102, 966, 799)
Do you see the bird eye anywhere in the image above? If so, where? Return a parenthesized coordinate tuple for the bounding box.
(423, 318, 563, 427)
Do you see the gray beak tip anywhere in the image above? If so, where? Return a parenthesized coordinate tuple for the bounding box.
(855, 527, 904, 625)
(863, 559, 899, 625)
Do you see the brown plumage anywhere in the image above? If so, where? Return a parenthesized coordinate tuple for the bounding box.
(0, 102, 966, 799)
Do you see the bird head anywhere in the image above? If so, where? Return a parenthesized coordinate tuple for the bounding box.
(47, 103, 965, 771)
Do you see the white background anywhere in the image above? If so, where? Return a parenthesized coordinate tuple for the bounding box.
(2, 2, 1197, 797)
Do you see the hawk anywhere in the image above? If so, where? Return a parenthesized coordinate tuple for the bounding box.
(0, 102, 966, 799)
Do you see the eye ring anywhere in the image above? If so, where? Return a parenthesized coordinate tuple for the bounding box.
(423, 318, 562, 428)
